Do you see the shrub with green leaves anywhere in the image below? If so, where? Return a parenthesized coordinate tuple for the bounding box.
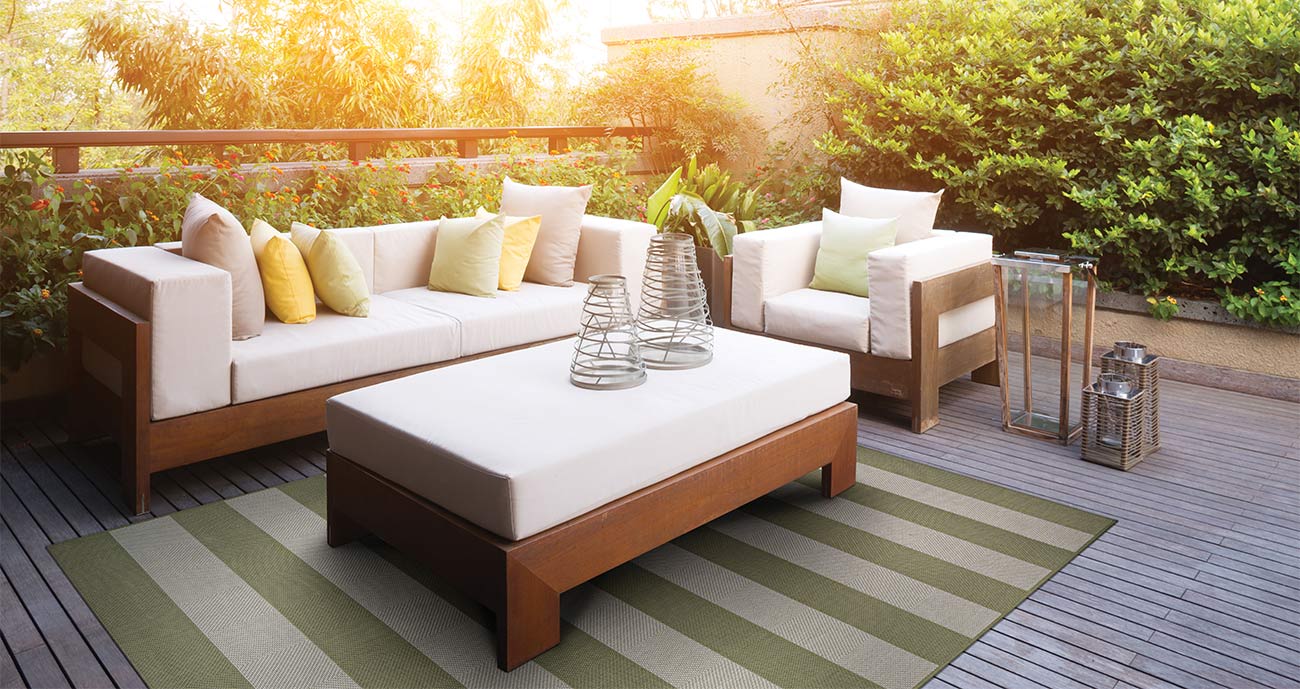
(816, 0, 1300, 327)
(1, 144, 644, 373)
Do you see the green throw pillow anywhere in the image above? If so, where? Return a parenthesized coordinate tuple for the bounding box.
(428, 214, 506, 297)
(809, 208, 898, 298)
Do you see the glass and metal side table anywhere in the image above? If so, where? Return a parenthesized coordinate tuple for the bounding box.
(992, 250, 1098, 445)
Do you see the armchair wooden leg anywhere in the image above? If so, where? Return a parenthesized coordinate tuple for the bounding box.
(120, 442, 150, 516)
(910, 383, 940, 434)
(971, 359, 1000, 386)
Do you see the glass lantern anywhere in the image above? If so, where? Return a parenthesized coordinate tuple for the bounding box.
(992, 250, 1098, 444)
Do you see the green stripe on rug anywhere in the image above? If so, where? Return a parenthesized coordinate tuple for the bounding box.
(595, 563, 879, 689)
(49, 532, 253, 689)
(742, 497, 1026, 611)
(859, 448, 1115, 533)
(171, 502, 464, 688)
(794, 474, 1076, 571)
(674, 526, 968, 666)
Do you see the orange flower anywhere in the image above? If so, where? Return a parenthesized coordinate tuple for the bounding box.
(54, 185, 65, 193)
(314, 183, 323, 190)
(190, 172, 204, 181)
(350, 160, 360, 167)
(368, 187, 378, 196)
(264, 191, 276, 199)
(32, 328, 43, 337)
(28, 199, 49, 211)
(1281, 295, 1290, 303)
(292, 195, 302, 204)
(271, 166, 283, 176)
(40, 289, 51, 299)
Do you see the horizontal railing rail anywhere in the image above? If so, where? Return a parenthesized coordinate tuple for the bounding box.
(0, 126, 656, 174)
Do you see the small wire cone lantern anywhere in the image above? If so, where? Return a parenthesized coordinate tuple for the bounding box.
(637, 232, 714, 370)
(570, 274, 647, 390)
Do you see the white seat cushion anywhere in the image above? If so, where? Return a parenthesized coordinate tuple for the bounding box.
(384, 282, 587, 356)
(764, 288, 871, 353)
(230, 294, 460, 404)
(325, 328, 850, 540)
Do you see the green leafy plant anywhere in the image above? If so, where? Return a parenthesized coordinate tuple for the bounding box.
(0, 143, 643, 373)
(811, 0, 1300, 327)
(1145, 295, 1180, 321)
(647, 156, 761, 257)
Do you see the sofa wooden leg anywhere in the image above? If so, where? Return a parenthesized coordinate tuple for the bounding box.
(910, 384, 940, 434)
(971, 359, 1000, 387)
(497, 560, 561, 671)
(821, 408, 858, 497)
(121, 450, 150, 516)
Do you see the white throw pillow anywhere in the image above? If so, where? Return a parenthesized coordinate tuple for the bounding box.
(500, 177, 592, 286)
(839, 178, 943, 245)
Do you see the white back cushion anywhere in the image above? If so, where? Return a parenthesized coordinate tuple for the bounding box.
(839, 178, 943, 245)
(372, 220, 439, 293)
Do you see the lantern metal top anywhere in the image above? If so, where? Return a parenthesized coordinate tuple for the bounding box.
(993, 249, 1098, 273)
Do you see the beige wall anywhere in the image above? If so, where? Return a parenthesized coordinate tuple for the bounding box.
(602, 7, 862, 166)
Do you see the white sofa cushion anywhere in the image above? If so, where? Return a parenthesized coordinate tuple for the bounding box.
(82, 247, 233, 420)
(730, 221, 823, 332)
(573, 215, 656, 307)
(325, 328, 849, 540)
(765, 288, 871, 353)
(868, 231, 995, 360)
(229, 294, 460, 404)
(384, 282, 587, 356)
(372, 220, 439, 294)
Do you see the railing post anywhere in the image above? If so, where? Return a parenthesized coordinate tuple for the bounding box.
(53, 147, 80, 174)
(348, 141, 372, 162)
(548, 136, 567, 154)
(457, 139, 479, 158)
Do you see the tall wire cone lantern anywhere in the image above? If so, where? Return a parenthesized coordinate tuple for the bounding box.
(570, 275, 647, 390)
(637, 233, 713, 370)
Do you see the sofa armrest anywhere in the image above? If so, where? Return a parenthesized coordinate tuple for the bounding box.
(730, 221, 822, 332)
(81, 246, 234, 420)
(867, 230, 995, 360)
(574, 215, 656, 304)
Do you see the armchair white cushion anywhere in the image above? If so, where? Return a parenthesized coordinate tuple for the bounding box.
(764, 288, 871, 353)
(867, 230, 995, 359)
(82, 246, 233, 420)
(731, 221, 822, 332)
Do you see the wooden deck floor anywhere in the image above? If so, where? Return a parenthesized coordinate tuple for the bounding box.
(2, 372, 1297, 689)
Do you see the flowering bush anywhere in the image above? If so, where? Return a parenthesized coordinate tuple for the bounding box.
(0, 144, 645, 373)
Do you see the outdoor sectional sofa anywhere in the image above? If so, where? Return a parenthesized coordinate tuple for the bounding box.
(67, 215, 657, 514)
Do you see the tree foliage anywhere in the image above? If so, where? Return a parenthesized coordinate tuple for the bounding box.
(82, 0, 442, 130)
(816, 0, 1299, 327)
(453, 0, 557, 126)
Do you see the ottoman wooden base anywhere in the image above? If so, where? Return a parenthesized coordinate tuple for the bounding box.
(326, 401, 858, 671)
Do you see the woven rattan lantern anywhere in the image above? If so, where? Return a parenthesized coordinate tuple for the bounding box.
(570, 275, 646, 390)
(993, 250, 1098, 444)
(1080, 372, 1151, 470)
(1100, 342, 1161, 451)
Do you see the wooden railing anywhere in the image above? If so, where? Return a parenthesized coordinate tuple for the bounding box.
(0, 126, 656, 174)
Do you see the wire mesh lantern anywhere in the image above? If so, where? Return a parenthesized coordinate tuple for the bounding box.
(637, 233, 714, 370)
(1080, 372, 1150, 470)
(570, 274, 647, 390)
(993, 249, 1098, 444)
(1100, 341, 1161, 451)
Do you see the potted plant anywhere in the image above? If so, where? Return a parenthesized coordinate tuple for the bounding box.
(646, 156, 759, 327)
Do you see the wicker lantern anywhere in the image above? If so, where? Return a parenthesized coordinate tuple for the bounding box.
(992, 250, 1098, 444)
(1080, 372, 1151, 470)
(1100, 342, 1161, 451)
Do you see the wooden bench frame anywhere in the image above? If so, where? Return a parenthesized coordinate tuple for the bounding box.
(326, 401, 859, 671)
(65, 282, 565, 515)
(729, 261, 1000, 433)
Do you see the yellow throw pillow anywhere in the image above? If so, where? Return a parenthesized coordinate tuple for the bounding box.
(290, 222, 370, 317)
(475, 207, 541, 291)
(428, 214, 506, 297)
(249, 220, 315, 324)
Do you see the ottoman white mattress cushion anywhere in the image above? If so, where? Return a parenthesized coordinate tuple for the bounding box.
(326, 328, 850, 541)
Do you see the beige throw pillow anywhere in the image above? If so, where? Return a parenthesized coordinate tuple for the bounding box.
(839, 178, 943, 245)
(181, 193, 264, 339)
(500, 177, 592, 286)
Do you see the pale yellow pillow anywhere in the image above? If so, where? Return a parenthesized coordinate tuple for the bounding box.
(428, 215, 505, 297)
(475, 207, 541, 291)
(290, 222, 370, 317)
(249, 220, 315, 324)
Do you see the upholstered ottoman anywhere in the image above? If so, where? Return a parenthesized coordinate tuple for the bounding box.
(324, 328, 857, 670)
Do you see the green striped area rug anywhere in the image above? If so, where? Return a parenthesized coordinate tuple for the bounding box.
(51, 448, 1113, 689)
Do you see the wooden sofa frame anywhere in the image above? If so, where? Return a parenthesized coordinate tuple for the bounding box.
(65, 282, 565, 515)
(326, 402, 858, 670)
(729, 261, 1000, 434)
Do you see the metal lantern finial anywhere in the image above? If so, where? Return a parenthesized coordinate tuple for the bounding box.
(637, 233, 714, 370)
(570, 275, 647, 390)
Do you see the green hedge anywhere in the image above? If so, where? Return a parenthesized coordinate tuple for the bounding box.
(817, 0, 1299, 326)
(0, 145, 643, 373)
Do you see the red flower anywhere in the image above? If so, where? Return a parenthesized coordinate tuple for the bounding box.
(28, 199, 49, 211)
